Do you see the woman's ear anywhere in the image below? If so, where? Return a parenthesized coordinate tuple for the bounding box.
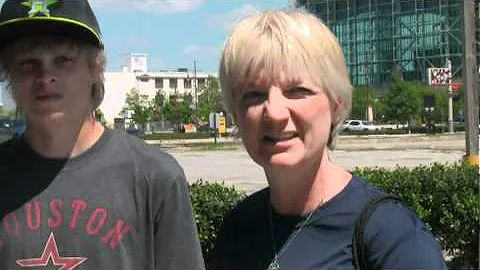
(331, 98, 343, 124)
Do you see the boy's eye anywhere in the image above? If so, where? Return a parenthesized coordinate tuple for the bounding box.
(13, 59, 36, 72)
(55, 56, 74, 65)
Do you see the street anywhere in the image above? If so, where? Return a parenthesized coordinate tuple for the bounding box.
(167, 143, 465, 194)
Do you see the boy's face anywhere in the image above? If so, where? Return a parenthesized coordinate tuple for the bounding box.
(8, 42, 95, 125)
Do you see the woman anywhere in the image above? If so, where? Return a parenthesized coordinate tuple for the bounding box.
(209, 9, 446, 269)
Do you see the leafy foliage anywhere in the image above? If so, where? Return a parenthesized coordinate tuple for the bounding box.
(353, 162, 479, 268)
(95, 108, 106, 124)
(197, 76, 224, 122)
(189, 180, 245, 268)
(162, 93, 194, 124)
(381, 75, 422, 126)
(123, 88, 153, 127)
(351, 86, 377, 120)
(151, 91, 166, 122)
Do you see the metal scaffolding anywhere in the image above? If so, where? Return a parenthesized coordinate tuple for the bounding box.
(295, 0, 479, 88)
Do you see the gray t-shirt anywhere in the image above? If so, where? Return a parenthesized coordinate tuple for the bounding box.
(0, 128, 205, 269)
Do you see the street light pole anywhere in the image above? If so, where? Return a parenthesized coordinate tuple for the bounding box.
(447, 59, 454, 133)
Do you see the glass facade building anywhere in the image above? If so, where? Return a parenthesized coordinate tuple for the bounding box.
(295, 0, 480, 88)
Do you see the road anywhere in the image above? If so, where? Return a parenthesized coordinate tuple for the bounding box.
(167, 147, 464, 194)
(163, 133, 474, 194)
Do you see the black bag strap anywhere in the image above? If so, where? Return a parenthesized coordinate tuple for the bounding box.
(352, 195, 402, 270)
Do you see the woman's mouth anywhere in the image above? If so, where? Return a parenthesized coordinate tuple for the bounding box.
(262, 133, 298, 144)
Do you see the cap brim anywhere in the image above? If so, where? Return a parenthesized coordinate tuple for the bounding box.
(0, 17, 103, 51)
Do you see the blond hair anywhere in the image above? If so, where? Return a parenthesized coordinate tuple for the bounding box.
(219, 9, 352, 149)
(0, 35, 106, 111)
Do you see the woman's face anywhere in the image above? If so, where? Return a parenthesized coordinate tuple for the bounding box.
(234, 70, 338, 171)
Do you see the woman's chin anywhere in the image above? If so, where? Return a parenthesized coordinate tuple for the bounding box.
(262, 151, 303, 169)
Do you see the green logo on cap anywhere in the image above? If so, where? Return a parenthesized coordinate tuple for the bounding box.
(21, 0, 58, 17)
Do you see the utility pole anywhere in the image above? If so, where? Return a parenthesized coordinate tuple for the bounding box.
(461, 0, 479, 167)
(193, 59, 198, 124)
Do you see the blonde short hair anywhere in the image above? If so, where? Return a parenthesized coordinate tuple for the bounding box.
(0, 35, 106, 111)
(219, 9, 352, 149)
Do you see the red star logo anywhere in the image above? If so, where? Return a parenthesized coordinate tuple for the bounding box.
(16, 233, 87, 270)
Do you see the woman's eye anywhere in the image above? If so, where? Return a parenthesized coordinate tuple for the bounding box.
(240, 91, 267, 106)
(287, 87, 314, 97)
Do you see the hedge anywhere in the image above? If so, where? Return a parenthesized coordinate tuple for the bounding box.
(353, 162, 479, 268)
(189, 162, 478, 269)
(189, 180, 246, 267)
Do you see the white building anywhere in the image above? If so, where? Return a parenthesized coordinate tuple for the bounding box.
(0, 82, 15, 113)
(101, 68, 215, 126)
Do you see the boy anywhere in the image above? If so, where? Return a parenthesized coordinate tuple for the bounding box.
(0, 0, 204, 269)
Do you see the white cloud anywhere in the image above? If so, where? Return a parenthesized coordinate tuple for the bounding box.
(91, 0, 204, 15)
(183, 45, 219, 56)
(208, 4, 260, 31)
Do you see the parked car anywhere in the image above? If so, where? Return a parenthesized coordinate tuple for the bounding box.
(342, 120, 381, 132)
(0, 118, 26, 138)
(125, 125, 144, 137)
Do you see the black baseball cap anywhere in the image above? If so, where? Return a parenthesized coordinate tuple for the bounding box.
(0, 0, 103, 52)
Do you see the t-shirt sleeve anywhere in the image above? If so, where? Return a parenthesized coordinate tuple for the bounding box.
(153, 171, 205, 269)
(364, 201, 447, 269)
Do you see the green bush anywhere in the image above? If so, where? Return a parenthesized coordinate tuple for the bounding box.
(353, 162, 479, 268)
(189, 180, 246, 266)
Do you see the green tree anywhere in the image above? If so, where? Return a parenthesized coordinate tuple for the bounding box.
(351, 87, 376, 120)
(163, 94, 194, 125)
(151, 90, 166, 122)
(124, 88, 153, 128)
(197, 76, 224, 123)
(423, 86, 449, 124)
(95, 108, 106, 124)
(382, 75, 422, 128)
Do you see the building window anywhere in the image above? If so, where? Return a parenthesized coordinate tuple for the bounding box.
(169, 78, 177, 89)
(184, 78, 192, 89)
(155, 78, 164, 89)
(197, 78, 206, 88)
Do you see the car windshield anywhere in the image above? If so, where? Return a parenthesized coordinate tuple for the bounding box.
(11, 120, 25, 127)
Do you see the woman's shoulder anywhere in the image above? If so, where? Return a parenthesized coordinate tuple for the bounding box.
(222, 188, 269, 224)
(351, 176, 446, 268)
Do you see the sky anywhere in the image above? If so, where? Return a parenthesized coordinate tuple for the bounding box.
(90, 0, 292, 73)
(0, 0, 292, 72)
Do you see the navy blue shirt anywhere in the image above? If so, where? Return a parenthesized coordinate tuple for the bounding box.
(209, 176, 446, 269)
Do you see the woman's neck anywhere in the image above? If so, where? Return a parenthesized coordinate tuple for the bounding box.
(266, 152, 351, 215)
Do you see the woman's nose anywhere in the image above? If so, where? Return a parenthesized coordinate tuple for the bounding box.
(263, 89, 290, 123)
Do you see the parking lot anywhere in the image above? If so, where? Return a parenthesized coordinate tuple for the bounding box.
(167, 133, 471, 194)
